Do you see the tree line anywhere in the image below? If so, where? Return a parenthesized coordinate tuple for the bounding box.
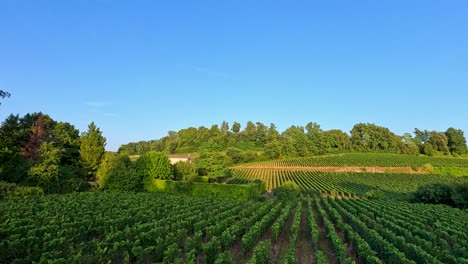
(0, 113, 106, 194)
(118, 121, 467, 160)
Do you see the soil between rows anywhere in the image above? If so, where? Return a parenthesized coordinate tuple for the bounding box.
(233, 166, 420, 174)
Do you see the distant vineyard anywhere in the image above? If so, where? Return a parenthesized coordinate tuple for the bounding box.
(238, 153, 468, 168)
(229, 169, 467, 195)
(1, 192, 467, 263)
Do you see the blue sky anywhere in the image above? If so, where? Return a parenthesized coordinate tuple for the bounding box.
(1, 1, 467, 151)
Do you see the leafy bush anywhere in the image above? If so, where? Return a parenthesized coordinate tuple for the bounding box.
(412, 183, 453, 205)
(422, 163, 433, 173)
(99, 153, 143, 192)
(195, 176, 209, 183)
(146, 179, 264, 200)
(136, 151, 172, 180)
(215, 251, 233, 264)
(451, 183, 468, 208)
(363, 189, 385, 199)
(173, 161, 197, 181)
(0, 181, 43, 199)
(273, 181, 300, 201)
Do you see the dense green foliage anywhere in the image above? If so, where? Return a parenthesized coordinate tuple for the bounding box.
(272, 181, 300, 201)
(80, 122, 106, 181)
(245, 153, 468, 168)
(0, 192, 266, 263)
(0, 113, 101, 193)
(0, 181, 43, 199)
(146, 179, 265, 200)
(119, 121, 467, 160)
(97, 153, 143, 192)
(136, 151, 172, 180)
(1, 189, 467, 263)
(173, 161, 197, 181)
(412, 182, 468, 208)
(230, 169, 468, 200)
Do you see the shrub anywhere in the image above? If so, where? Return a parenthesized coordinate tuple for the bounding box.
(173, 161, 197, 181)
(422, 163, 433, 173)
(363, 189, 384, 199)
(273, 181, 300, 201)
(146, 179, 262, 200)
(451, 183, 468, 208)
(106, 166, 143, 192)
(412, 183, 453, 205)
(99, 154, 143, 192)
(136, 151, 172, 180)
(195, 176, 210, 183)
(0, 181, 44, 199)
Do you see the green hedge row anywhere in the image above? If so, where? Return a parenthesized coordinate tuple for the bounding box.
(145, 179, 265, 200)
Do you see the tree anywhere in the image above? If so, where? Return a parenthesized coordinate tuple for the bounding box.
(52, 122, 80, 165)
(80, 122, 106, 181)
(135, 151, 172, 180)
(232, 122, 241, 133)
(96, 152, 119, 188)
(195, 151, 232, 177)
(282, 126, 310, 157)
(305, 122, 323, 155)
(28, 142, 62, 192)
(445, 128, 467, 155)
(264, 140, 283, 159)
(350, 123, 403, 153)
(427, 131, 449, 154)
(221, 121, 230, 133)
(20, 113, 49, 160)
(413, 129, 431, 146)
(173, 161, 197, 181)
(412, 183, 453, 205)
(322, 129, 351, 154)
(99, 153, 142, 192)
(0, 90, 10, 105)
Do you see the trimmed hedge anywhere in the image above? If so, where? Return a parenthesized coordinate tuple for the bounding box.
(145, 179, 265, 200)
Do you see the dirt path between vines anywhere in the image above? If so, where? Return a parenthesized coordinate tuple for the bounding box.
(295, 202, 314, 264)
(233, 166, 420, 173)
(311, 200, 338, 264)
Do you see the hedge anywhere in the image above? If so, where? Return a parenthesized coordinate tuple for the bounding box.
(145, 179, 265, 200)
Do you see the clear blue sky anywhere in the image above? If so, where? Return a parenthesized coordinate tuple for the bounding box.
(1, 1, 467, 151)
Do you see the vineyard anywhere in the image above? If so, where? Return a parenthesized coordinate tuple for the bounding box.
(229, 169, 467, 196)
(1, 192, 467, 263)
(237, 153, 468, 168)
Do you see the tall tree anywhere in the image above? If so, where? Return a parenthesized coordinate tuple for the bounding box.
(20, 113, 49, 160)
(427, 131, 449, 154)
(445, 128, 467, 155)
(231, 122, 241, 134)
(80, 122, 106, 181)
(28, 142, 62, 193)
(136, 151, 172, 181)
(0, 90, 10, 105)
(350, 123, 403, 153)
(221, 121, 230, 133)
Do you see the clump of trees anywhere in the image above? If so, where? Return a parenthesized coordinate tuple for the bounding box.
(412, 182, 468, 208)
(273, 181, 300, 201)
(118, 121, 468, 166)
(0, 113, 106, 194)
